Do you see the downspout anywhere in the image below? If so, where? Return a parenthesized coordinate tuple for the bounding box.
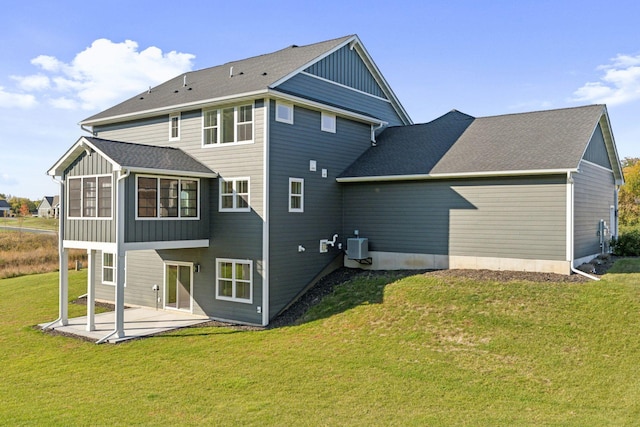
(567, 171, 600, 281)
(96, 168, 130, 344)
(80, 124, 95, 136)
(43, 175, 68, 329)
(370, 122, 386, 146)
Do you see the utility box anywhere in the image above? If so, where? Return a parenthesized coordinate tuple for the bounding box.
(347, 238, 369, 260)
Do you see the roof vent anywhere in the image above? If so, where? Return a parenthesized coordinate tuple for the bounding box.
(230, 66, 233, 78)
(183, 75, 187, 87)
(262, 72, 267, 76)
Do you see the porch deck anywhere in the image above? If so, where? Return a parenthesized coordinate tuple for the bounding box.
(40, 307, 210, 343)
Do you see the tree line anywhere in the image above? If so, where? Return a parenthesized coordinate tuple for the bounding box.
(0, 193, 39, 216)
(619, 157, 640, 228)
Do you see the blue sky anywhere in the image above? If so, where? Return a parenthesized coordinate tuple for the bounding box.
(1, 0, 639, 200)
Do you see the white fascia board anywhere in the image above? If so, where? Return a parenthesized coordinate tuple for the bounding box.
(123, 239, 210, 251)
(80, 90, 269, 127)
(336, 168, 577, 183)
(63, 240, 117, 252)
(598, 108, 625, 185)
(268, 89, 387, 126)
(119, 166, 217, 178)
(48, 136, 120, 177)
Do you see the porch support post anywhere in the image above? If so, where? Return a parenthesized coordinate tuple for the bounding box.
(114, 251, 126, 338)
(59, 248, 69, 326)
(86, 249, 96, 331)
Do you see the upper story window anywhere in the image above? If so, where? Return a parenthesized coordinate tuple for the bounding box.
(203, 104, 253, 146)
(169, 113, 180, 140)
(68, 175, 112, 219)
(288, 178, 304, 213)
(219, 178, 250, 212)
(321, 112, 336, 133)
(136, 175, 199, 220)
(276, 101, 294, 124)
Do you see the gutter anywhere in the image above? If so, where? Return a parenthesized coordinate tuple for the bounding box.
(566, 170, 600, 281)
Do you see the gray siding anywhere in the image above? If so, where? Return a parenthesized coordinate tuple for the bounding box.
(93, 101, 266, 324)
(64, 151, 116, 243)
(573, 161, 615, 258)
(123, 174, 210, 243)
(343, 176, 567, 261)
(583, 124, 613, 170)
(304, 45, 385, 98)
(276, 73, 405, 126)
(268, 102, 372, 317)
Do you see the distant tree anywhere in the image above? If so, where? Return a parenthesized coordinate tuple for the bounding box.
(619, 158, 640, 227)
(19, 203, 30, 217)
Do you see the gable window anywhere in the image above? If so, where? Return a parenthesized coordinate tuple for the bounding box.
(321, 112, 336, 133)
(288, 178, 304, 213)
(219, 178, 250, 212)
(216, 258, 252, 303)
(102, 252, 115, 285)
(276, 101, 294, 124)
(136, 175, 199, 219)
(203, 104, 253, 146)
(67, 175, 112, 219)
(169, 113, 180, 140)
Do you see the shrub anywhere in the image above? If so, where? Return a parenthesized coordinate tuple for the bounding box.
(612, 229, 640, 256)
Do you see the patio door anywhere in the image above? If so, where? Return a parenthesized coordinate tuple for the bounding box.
(165, 263, 192, 312)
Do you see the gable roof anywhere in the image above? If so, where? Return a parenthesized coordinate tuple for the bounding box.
(80, 35, 410, 126)
(339, 105, 623, 184)
(48, 137, 217, 178)
(0, 199, 10, 209)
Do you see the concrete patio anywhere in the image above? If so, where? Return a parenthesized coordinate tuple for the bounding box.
(40, 307, 210, 343)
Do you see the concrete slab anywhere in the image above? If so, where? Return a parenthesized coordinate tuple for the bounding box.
(40, 308, 210, 343)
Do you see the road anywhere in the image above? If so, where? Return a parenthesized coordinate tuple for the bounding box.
(0, 226, 56, 235)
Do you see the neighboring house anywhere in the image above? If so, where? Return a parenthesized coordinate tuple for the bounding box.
(46, 35, 623, 336)
(0, 199, 10, 217)
(37, 196, 59, 218)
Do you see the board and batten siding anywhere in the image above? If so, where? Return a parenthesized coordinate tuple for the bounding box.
(93, 101, 266, 324)
(64, 150, 116, 243)
(268, 102, 372, 317)
(343, 175, 567, 263)
(276, 73, 405, 127)
(573, 160, 615, 259)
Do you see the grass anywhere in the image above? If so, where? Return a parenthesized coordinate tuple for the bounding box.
(0, 230, 86, 279)
(0, 215, 59, 231)
(1, 262, 640, 425)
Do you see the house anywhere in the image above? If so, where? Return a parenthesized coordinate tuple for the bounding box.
(37, 196, 59, 218)
(0, 199, 10, 217)
(46, 35, 623, 337)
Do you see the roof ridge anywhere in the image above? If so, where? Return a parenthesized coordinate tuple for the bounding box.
(476, 104, 604, 120)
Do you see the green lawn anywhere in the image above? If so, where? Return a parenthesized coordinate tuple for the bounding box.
(0, 216, 58, 231)
(1, 263, 640, 426)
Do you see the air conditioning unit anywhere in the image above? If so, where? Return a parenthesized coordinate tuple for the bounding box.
(347, 238, 368, 260)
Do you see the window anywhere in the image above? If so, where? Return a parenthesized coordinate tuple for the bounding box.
(216, 258, 252, 303)
(169, 113, 180, 140)
(289, 178, 304, 213)
(102, 252, 115, 285)
(203, 104, 253, 146)
(219, 178, 250, 212)
(137, 175, 199, 219)
(321, 112, 336, 133)
(276, 101, 294, 124)
(67, 175, 112, 218)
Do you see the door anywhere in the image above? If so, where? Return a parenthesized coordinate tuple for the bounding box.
(165, 263, 192, 311)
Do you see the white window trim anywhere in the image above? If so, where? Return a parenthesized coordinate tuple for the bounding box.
(135, 174, 200, 220)
(101, 252, 126, 287)
(215, 258, 253, 304)
(102, 252, 115, 285)
(202, 103, 254, 147)
(67, 174, 113, 220)
(275, 101, 294, 124)
(169, 113, 180, 141)
(219, 177, 251, 212)
(321, 112, 336, 133)
(288, 178, 304, 213)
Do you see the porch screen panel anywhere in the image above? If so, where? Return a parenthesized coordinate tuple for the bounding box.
(180, 180, 198, 217)
(97, 176, 112, 217)
(160, 178, 178, 217)
(83, 177, 96, 217)
(68, 178, 82, 217)
(138, 177, 157, 217)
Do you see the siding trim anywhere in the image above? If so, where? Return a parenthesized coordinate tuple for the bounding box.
(123, 239, 210, 251)
(63, 240, 117, 251)
(337, 168, 578, 183)
(580, 159, 613, 173)
(262, 98, 270, 325)
(299, 71, 391, 103)
(566, 171, 574, 262)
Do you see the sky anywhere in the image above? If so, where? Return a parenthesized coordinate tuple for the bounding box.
(1, 0, 639, 200)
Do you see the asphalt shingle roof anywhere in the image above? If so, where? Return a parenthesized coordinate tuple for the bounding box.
(86, 137, 215, 175)
(339, 105, 606, 179)
(82, 35, 354, 124)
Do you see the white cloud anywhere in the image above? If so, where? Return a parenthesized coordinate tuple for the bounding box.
(6, 39, 195, 111)
(573, 53, 640, 106)
(0, 86, 37, 108)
